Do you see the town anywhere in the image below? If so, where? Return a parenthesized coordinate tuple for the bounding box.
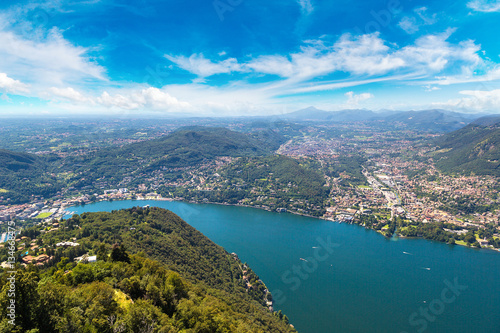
(1, 121, 498, 253)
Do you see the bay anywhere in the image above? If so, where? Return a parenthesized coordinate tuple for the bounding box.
(65, 200, 500, 333)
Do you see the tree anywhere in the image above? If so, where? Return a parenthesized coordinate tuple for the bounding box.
(0, 270, 40, 332)
(96, 244, 108, 261)
(110, 243, 130, 263)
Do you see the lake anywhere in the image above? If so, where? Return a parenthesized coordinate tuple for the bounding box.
(65, 200, 500, 333)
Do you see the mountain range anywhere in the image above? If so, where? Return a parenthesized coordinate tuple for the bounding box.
(278, 107, 487, 132)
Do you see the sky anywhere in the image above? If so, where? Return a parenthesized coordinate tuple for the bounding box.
(0, 0, 500, 117)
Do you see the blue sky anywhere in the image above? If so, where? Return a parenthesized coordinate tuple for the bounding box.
(0, 0, 499, 116)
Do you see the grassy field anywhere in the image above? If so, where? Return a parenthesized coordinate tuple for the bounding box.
(36, 212, 53, 219)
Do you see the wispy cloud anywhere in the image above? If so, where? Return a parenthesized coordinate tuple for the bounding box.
(467, 0, 500, 12)
(399, 17, 419, 34)
(425, 67, 500, 86)
(297, 0, 314, 15)
(399, 7, 437, 34)
(0, 0, 497, 116)
(28, 30, 491, 115)
(164, 54, 242, 78)
(0, 1, 106, 99)
(166, 30, 482, 82)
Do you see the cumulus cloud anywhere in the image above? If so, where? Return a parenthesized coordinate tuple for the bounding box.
(436, 89, 500, 112)
(344, 91, 374, 107)
(467, 0, 500, 12)
(97, 87, 191, 111)
(397, 29, 481, 72)
(0, 73, 29, 93)
(46, 87, 89, 103)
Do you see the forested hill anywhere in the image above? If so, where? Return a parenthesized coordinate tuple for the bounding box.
(0, 127, 286, 204)
(0, 149, 62, 203)
(0, 149, 40, 172)
(433, 118, 500, 176)
(117, 127, 280, 163)
(0, 207, 296, 332)
(64, 126, 284, 178)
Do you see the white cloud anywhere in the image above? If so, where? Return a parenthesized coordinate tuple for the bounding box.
(344, 91, 374, 107)
(0, 1, 106, 96)
(436, 89, 500, 112)
(399, 17, 419, 34)
(399, 7, 437, 34)
(0, 28, 105, 87)
(415, 7, 437, 25)
(333, 34, 405, 75)
(397, 29, 480, 72)
(467, 0, 500, 12)
(424, 85, 441, 91)
(0, 1, 494, 116)
(46, 87, 89, 103)
(164, 54, 242, 77)
(96, 87, 191, 111)
(166, 31, 482, 85)
(426, 67, 500, 86)
(0, 73, 30, 93)
(297, 0, 314, 15)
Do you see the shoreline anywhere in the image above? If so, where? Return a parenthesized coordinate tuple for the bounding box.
(62, 196, 499, 253)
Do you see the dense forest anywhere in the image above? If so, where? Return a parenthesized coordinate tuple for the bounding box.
(161, 155, 329, 216)
(0, 207, 296, 333)
(433, 119, 500, 176)
(0, 149, 63, 204)
(224, 155, 327, 199)
(65, 127, 283, 177)
(0, 127, 286, 204)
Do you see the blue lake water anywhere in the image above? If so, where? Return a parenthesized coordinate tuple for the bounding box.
(65, 200, 500, 333)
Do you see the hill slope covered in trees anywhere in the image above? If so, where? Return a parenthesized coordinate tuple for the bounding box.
(62, 126, 284, 183)
(0, 149, 62, 203)
(0, 207, 295, 332)
(433, 119, 500, 176)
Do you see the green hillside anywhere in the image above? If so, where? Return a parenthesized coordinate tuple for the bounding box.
(0, 207, 296, 333)
(64, 127, 282, 182)
(0, 149, 62, 203)
(433, 121, 500, 176)
(203, 155, 328, 215)
(121, 127, 276, 165)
